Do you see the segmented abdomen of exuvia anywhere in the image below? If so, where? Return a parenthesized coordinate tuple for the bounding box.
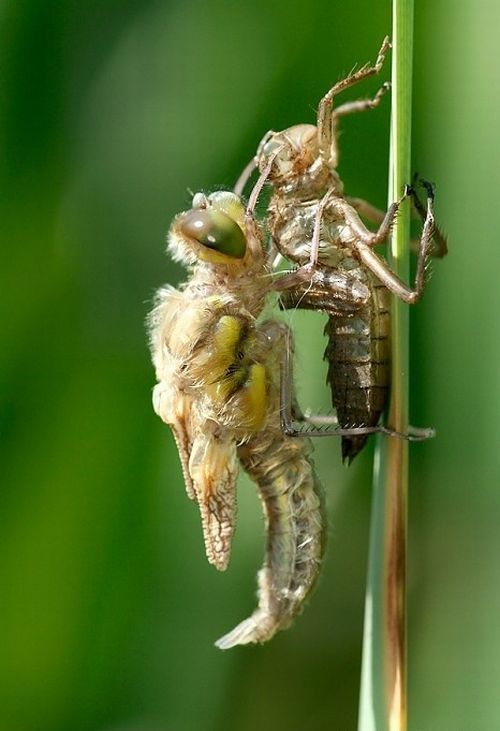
(215, 428, 325, 649)
(325, 272, 391, 463)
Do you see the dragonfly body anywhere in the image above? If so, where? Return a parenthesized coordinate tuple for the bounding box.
(216, 320, 325, 649)
(149, 191, 325, 646)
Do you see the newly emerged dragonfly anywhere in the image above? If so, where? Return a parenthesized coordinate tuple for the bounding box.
(237, 37, 447, 462)
(150, 40, 447, 648)
(149, 191, 325, 648)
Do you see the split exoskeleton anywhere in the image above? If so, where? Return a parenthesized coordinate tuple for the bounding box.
(237, 36, 447, 462)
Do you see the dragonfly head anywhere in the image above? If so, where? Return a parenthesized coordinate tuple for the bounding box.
(169, 192, 248, 266)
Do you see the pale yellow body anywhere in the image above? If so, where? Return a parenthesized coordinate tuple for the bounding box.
(149, 191, 269, 571)
(149, 192, 325, 647)
(150, 275, 269, 570)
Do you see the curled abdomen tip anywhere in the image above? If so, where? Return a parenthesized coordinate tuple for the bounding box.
(214, 610, 279, 650)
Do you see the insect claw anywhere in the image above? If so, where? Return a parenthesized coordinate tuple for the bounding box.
(406, 425, 436, 441)
(419, 178, 435, 200)
(281, 421, 298, 437)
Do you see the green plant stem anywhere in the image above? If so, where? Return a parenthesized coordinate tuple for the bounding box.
(357, 3, 413, 731)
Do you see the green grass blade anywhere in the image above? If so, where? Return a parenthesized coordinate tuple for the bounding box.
(357, 3, 414, 730)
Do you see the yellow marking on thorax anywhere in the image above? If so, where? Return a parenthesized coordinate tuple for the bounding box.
(240, 363, 267, 430)
(201, 315, 267, 432)
(214, 315, 245, 364)
(202, 315, 245, 384)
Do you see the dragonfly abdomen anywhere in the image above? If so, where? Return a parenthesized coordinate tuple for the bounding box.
(216, 416, 325, 648)
(325, 278, 390, 462)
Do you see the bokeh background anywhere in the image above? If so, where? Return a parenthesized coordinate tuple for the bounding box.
(1, 1, 499, 730)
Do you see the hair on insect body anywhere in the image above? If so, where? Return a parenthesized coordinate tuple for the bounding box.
(148, 191, 325, 648)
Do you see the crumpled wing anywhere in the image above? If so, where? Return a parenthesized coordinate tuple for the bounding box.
(153, 383, 238, 570)
(152, 382, 196, 501)
(150, 286, 198, 501)
(188, 421, 239, 572)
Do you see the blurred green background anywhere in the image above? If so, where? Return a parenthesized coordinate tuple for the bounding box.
(1, 1, 499, 730)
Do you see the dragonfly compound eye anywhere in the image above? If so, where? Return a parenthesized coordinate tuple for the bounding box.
(179, 209, 247, 259)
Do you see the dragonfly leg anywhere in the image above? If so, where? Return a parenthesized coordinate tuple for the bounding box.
(347, 184, 448, 258)
(243, 146, 284, 260)
(407, 177, 448, 257)
(280, 345, 434, 441)
(233, 156, 258, 197)
(353, 183, 436, 304)
(334, 81, 390, 120)
(318, 36, 391, 166)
